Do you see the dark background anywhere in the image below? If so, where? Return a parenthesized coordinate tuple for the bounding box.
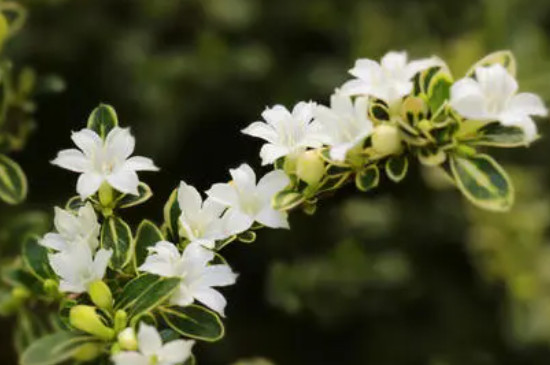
(3, 0, 550, 364)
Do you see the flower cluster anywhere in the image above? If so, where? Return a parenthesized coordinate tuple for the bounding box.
(3, 51, 548, 365)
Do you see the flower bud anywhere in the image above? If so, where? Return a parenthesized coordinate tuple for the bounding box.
(72, 343, 103, 362)
(117, 327, 138, 351)
(88, 280, 113, 312)
(12, 287, 30, 303)
(114, 309, 128, 333)
(372, 124, 402, 156)
(70, 305, 115, 341)
(296, 151, 324, 186)
(43, 279, 59, 297)
(98, 182, 114, 209)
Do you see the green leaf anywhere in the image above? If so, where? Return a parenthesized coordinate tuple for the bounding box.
(466, 50, 517, 77)
(159, 305, 224, 342)
(355, 165, 379, 192)
(134, 220, 164, 269)
(65, 196, 86, 212)
(466, 122, 526, 147)
(427, 73, 452, 114)
(450, 153, 514, 211)
(101, 216, 133, 270)
(115, 274, 180, 319)
(385, 155, 408, 182)
(237, 230, 256, 243)
(22, 235, 54, 281)
(418, 147, 447, 166)
(14, 309, 50, 355)
(115, 182, 153, 209)
(272, 190, 304, 211)
(0, 154, 27, 205)
(20, 331, 94, 365)
(86, 104, 118, 139)
(163, 188, 181, 242)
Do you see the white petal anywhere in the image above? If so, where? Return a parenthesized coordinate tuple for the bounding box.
(230, 164, 256, 190)
(450, 78, 489, 120)
(241, 121, 278, 143)
(139, 241, 181, 277)
(138, 323, 163, 356)
(112, 352, 149, 365)
(349, 58, 381, 80)
(340, 79, 372, 96)
(220, 208, 254, 236)
(255, 207, 289, 229)
(259, 144, 290, 165)
(92, 249, 112, 280)
(193, 287, 228, 316)
(182, 243, 214, 268)
(261, 105, 291, 127)
(256, 170, 289, 199)
(158, 340, 195, 364)
(406, 56, 444, 78)
(105, 127, 136, 160)
(125, 156, 159, 171)
(53, 207, 79, 237)
(508, 93, 548, 117)
(107, 169, 140, 195)
(77, 172, 103, 199)
(39, 233, 68, 251)
(51, 149, 89, 172)
(292, 101, 316, 122)
(170, 283, 195, 307)
(206, 183, 239, 207)
(476, 64, 518, 98)
(200, 265, 238, 287)
(329, 142, 354, 161)
(177, 181, 203, 218)
(71, 129, 102, 157)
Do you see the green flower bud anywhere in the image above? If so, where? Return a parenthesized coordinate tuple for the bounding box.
(43, 279, 59, 297)
(117, 327, 138, 351)
(114, 309, 128, 333)
(372, 124, 402, 156)
(70, 305, 115, 341)
(89, 280, 113, 312)
(72, 343, 103, 362)
(12, 287, 30, 303)
(296, 151, 325, 186)
(98, 182, 114, 215)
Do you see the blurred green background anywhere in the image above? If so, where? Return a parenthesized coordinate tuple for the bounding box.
(2, 0, 550, 363)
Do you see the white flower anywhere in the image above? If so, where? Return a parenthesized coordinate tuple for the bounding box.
(206, 164, 290, 230)
(177, 181, 247, 248)
(314, 92, 373, 161)
(242, 102, 325, 165)
(49, 244, 112, 294)
(52, 127, 159, 199)
(39, 203, 100, 252)
(341, 51, 442, 104)
(450, 64, 548, 142)
(139, 241, 238, 316)
(112, 323, 194, 365)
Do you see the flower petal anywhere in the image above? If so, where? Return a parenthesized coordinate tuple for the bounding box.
(206, 183, 239, 207)
(158, 340, 195, 364)
(200, 265, 238, 287)
(261, 105, 291, 127)
(255, 207, 289, 229)
(39, 233, 68, 251)
(137, 323, 163, 356)
(105, 127, 136, 160)
(92, 249, 112, 281)
(178, 181, 203, 218)
(259, 144, 290, 165)
(450, 78, 489, 120)
(77, 172, 103, 199)
(125, 156, 159, 172)
(112, 352, 149, 365)
(51, 149, 89, 173)
(193, 287, 228, 316)
(229, 164, 256, 191)
(107, 169, 140, 195)
(256, 170, 289, 199)
(508, 93, 548, 117)
(241, 121, 278, 143)
(71, 129, 102, 157)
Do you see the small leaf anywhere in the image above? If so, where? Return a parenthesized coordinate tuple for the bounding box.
(20, 331, 94, 365)
(450, 153, 514, 211)
(115, 182, 153, 209)
(427, 73, 452, 114)
(115, 274, 180, 319)
(465, 122, 526, 147)
(317, 173, 350, 193)
(134, 220, 164, 269)
(65, 196, 86, 212)
(355, 165, 379, 192)
(272, 190, 304, 211)
(101, 216, 133, 270)
(237, 230, 256, 243)
(22, 236, 54, 282)
(159, 305, 224, 342)
(385, 155, 408, 182)
(86, 104, 118, 139)
(466, 50, 517, 77)
(163, 188, 181, 242)
(0, 154, 27, 205)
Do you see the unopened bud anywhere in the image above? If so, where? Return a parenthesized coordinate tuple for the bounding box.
(88, 280, 113, 312)
(114, 310, 128, 333)
(70, 305, 115, 341)
(117, 327, 138, 351)
(12, 287, 30, 303)
(372, 124, 402, 156)
(72, 343, 103, 362)
(296, 151, 325, 186)
(43, 279, 59, 297)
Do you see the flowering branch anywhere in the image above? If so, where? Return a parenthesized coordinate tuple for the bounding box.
(1, 50, 547, 365)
